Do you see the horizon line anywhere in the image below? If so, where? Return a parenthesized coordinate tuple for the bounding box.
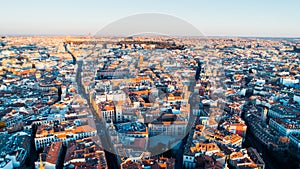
(1, 34, 300, 39)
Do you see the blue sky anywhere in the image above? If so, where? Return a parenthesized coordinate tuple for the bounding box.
(1, 0, 299, 37)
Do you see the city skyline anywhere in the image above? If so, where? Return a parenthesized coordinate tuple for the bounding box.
(1, 0, 300, 37)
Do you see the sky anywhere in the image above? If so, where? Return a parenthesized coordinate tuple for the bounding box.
(0, 0, 300, 37)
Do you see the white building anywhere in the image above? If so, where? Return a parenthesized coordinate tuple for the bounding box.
(148, 121, 187, 136)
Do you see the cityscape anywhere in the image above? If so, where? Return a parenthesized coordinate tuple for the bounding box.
(0, 35, 299, 169)
(1, 1, 300, 169)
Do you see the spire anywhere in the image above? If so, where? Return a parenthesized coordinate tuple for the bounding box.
(39, 153, 45, 169)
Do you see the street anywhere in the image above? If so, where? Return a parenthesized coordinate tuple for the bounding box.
(76, 59, 121, 168)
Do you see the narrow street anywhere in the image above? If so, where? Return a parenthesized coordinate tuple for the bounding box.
(75, 60, 120, 168)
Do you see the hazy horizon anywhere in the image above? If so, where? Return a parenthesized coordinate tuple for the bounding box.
(1, 0, 300, 37)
